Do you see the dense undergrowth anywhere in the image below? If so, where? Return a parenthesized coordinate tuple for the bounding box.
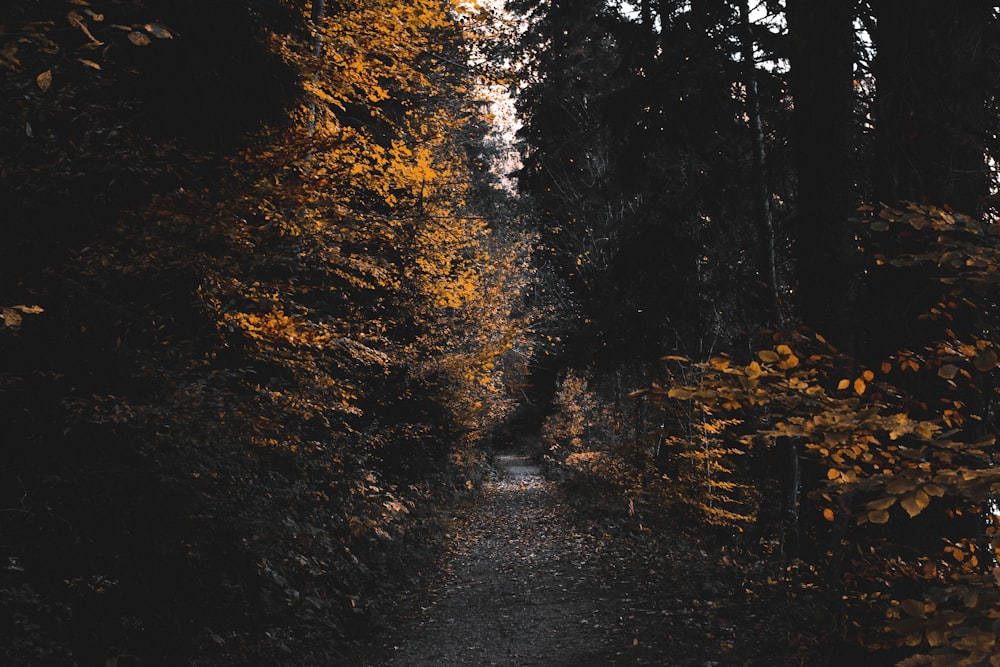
(1, 1, 533, 663)
(541, 205, 1000, 665)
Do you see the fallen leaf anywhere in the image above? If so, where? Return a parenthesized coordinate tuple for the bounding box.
(144, 23, 173, 39)
(128, 31, 151, 46)
(36, 69, 52, 92)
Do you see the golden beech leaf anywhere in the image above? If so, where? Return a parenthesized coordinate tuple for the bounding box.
(709, 356, 731, 371)
(827, 468, 840, 480)
(900, 490, 930, 518)
(865, 496, 897, 511)
(667, 387, 696, 400)
(144, 23, 173, 39)
(854, 377, 866, 395)
(863, 369, 875, 381)
(36, 69, 52, 92)
(922, 484, 945, 497)
(128, 31, 152, 46)
(776, 344, 793, 356)
(837, 379, 850, 391)
(886, 476, 916, 495)
(745, 361, 762, 379)
(822, 507, 835, 522)
(881, 361, 892, 374)
(868, 509, 890, 524)
(758, 350, 779, 363)
(778, 354, 799, 370)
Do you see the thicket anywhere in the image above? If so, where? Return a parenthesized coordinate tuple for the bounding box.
(521, 1, 1000, 663)
(1, 0, 534, 663)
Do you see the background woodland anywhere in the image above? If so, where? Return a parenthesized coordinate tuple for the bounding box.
(5, 0, 1000, 665)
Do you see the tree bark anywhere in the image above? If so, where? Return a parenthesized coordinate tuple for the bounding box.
(872, 0, 989, 214)
(786, 0, 858, 350)
(864, 0, 990, 358)
(738, 0, 782, 325)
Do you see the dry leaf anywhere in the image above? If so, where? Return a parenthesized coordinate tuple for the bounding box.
(36, 69, 52, 92)
(128, 31, 152, 46)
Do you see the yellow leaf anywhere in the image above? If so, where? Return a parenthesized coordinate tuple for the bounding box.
(776, 344, 793, 356)
(778, 355, 799, 370)
(758, 350, 779, 363)
(78, 58, 101, 70)
(144, 23, 173, 39)
(837, 379, 850, 390)
(822, 507, 835, 522)
(868, 509, 890, 524)
(900, 489, 931, 518)
(865, 496, 897, 511)
(36, 69, 52, 92)
(128, 31, 152, 46)
(923, 484, 945, 497)
(863, 370, 875, 381)
(827, 468, 839, 480)
(886, 476, 916, 494)
(745, 361, 762, 379)
(854, 377, 866, 395)
(709, 357, 731, 371)
(667, 387, 696, 400)
(881, 361, 893, 374)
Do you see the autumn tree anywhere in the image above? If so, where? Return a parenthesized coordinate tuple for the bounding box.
(1, 0, 535, 662)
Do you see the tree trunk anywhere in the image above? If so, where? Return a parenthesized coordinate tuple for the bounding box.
(738, 0, 782, 325)
(872, 0, 989, 214)
(786, 0, 858, 350)
(864, 0, 990, 358)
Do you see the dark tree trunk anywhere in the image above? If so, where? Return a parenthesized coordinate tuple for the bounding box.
(786, 0, 859, 350)
(864, 0, 990, 359)
(738, 0, 782, 325)
(872, 0, 989, 215)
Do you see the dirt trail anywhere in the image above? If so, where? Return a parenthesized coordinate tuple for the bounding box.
(359, 454, 655, 665)
(356, 454, 812, 666)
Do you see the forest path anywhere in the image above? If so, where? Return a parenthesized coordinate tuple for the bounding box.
(353, 454, 805, 666)
(360, 453, 651, 665)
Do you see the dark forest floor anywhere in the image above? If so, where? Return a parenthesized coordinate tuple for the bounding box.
(351, 453, 837, 666)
